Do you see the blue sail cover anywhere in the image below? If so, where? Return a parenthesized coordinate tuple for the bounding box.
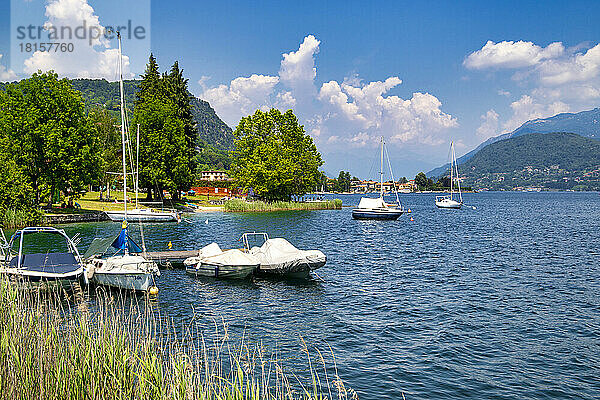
(111, 228, 143, 253)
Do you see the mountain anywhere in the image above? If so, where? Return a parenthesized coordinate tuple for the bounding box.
(427, 107, 600, 178)
(70, 79, 235, 150)
(459, 132, 600, 191)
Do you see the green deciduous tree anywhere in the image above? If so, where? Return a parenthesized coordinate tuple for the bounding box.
(231, 109, 323, 201)
(0, 71, 101, 206)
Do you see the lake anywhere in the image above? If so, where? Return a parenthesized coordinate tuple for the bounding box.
(24, 192, 600, 399)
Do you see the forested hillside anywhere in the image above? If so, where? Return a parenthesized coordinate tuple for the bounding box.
(459, 132, 600, 190)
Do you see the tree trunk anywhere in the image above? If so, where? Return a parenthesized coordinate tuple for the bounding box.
(146, 186, 153, 201)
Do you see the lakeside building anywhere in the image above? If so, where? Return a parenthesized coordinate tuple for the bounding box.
(349, 179, 417, 193)
(200, 171, 231, 181)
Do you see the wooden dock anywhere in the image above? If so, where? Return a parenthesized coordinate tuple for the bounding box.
(143, 250, 199, 267)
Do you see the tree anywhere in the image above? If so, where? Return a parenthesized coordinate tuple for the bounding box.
(231, 109, 323, 201)
(414, 172, 429, 191)
(88, 107, 120, 190)
(134, 56, 194, 201)
(0, 71, 101, 205)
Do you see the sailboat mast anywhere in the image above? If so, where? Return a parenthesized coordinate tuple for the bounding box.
(118, 31, 129, 253)
(380, 136, 384, 199)
(453, 142, 462, 203)
(136, 124, 140, 209)
(450, 141, 454, 199)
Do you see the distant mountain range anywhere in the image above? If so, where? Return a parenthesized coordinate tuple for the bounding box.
(459, 132, 600, 191)
(428, 107, 600, 178)
(0, 78, 235, 151)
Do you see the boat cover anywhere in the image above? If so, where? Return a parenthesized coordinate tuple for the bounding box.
(357, 197, 386, 209)
(9, 252, 81, 274)
(183, 242, 224, 266)
(250, 238, 325, 268)
(202, 249, 259, 267)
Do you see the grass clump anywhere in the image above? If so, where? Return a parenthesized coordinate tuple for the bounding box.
(0, 208, 41, 229)
(224, 199, 342, 212)
(0, 281, 353, 400)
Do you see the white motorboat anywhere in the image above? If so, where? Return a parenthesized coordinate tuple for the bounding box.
(436, 141, 463, 209)
(352, 137, 404, 220)
(83, 32, 160, 293)
(184, 243, 258, 279)
(243, 233, 326, 279)
(0, 227, 86, 289)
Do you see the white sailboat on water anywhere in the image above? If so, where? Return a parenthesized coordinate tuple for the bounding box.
(84, 32, 160, 292)
(435, 141, 463, 209)
(352, 137, 404, 220)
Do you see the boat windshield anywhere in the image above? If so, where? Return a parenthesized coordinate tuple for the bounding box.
(9, 229, 73, 256)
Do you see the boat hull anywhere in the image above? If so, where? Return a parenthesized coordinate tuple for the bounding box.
(105, 210, 178, 222)
(435, 198, 462, 209)
(186, 262, 256, 279)
(352, 209, 404, 220)
(92, 271, 155, 291)
(256, 256, 327, 279)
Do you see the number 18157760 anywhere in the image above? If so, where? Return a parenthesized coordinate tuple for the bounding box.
(19, 42, 74, 52)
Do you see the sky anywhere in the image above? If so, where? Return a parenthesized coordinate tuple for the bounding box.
(1, 0, 600, 179)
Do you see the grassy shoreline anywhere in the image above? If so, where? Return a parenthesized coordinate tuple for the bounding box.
(224, 199, 343, 212)
(0, 281, 351, 399)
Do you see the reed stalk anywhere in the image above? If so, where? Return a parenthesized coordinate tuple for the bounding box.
(0, 281, 352, 399)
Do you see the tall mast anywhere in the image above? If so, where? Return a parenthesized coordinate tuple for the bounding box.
(380, 136, 384, 199)
(454, 142, 462, 203)
(135, 124, 140, 209)
(450, 141, 454, 199)
(118, 31, 129, 253)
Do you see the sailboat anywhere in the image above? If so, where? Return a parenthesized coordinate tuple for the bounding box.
(435, 141, 463, 209)
(352, 137, 404, 220)
(84, 32, 160, 292)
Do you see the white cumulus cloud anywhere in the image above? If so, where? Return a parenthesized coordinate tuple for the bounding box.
(502, 95, 569, 133)
(200, 34, 457, 147)
(476, 109, 499, 140)
(23, 0, 132, 79)
(0, 54, 18, 82)
(464, 40, 564, 70)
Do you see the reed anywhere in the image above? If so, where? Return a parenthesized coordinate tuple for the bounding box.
(0, 281, 353, 400)
(224, 199, 343, 212)
(0, 208, 40, 229)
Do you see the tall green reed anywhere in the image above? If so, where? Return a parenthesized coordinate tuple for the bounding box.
(0, 280, 353, 400)
(224, 199, 342, 212)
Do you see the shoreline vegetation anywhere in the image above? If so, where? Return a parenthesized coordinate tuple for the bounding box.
(0, 280, 352, 399)
(224, 199, 343, 212)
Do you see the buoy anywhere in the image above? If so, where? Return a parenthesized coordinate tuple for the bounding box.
(407, 209, 412, 213)
(205, 218, 209, 224)
(410, 217, 414, 221)
(167, 241, 172, 249)
(148, 286, 159, 295)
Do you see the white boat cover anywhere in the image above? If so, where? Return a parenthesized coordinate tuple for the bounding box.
(201, 249, 259, 267)
(250, 238, 326, 270)
(183, 242, 223, 266)
(357, 197, 386, 209)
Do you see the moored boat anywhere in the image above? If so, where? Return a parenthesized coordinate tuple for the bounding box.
(0, 227, 86, 289)
(352, 137, 404, 220)
(243, 233, 326, 279)
(184, 243, 258, 279)
(435, 141, 463, 209)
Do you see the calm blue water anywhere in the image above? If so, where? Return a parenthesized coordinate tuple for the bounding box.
(35, 192, 600, 399)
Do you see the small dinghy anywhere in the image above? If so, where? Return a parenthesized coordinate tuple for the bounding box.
(243, 233, 326, 279)
(184, 243, 258, 279)
(0, 227, 86, 288)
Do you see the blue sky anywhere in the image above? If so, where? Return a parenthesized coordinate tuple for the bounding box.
(1, 0, 600, 178)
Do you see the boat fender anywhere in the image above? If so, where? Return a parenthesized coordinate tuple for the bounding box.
(148, 286, 159, 295)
